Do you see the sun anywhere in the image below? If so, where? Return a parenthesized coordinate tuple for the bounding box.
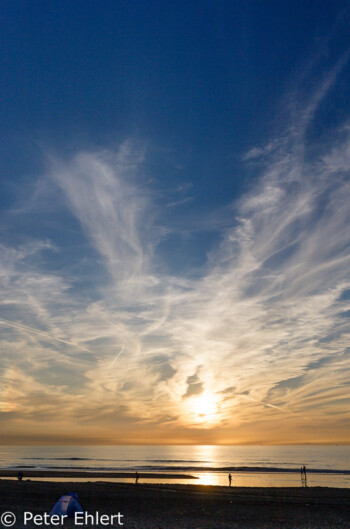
(182, 389, 221, 427)
(192, 392, 219, 424)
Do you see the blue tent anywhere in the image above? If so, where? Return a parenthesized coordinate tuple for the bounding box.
(49, 492, 84, 517)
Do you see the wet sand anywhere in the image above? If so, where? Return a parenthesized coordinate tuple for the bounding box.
(0, 470, 193, 480)
(1, 479, 350, 528)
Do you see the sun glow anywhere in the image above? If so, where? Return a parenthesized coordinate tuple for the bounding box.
(191, 392, 219, 424)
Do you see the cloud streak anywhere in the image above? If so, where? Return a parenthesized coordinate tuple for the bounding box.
(1, 59, 350, 444)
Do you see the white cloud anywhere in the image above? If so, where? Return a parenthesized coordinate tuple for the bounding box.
(1, 63, 350, 442)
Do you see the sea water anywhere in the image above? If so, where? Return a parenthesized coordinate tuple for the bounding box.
(0, 445, 349, 488)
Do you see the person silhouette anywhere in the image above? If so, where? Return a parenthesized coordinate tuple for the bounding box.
(303, 465, 307, 487)
(135, 471, 139, 484)
(228, 473, 232, 487)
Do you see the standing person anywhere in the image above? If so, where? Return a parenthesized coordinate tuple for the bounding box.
(17, 471, 23, 482)
(135, 471, 139, 484)
(303, 466, 307, 487)
(228, 473, 232, 487)
(300, 466, 304, 486)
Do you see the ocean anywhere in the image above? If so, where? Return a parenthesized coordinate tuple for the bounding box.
(0, 445, 349, 488)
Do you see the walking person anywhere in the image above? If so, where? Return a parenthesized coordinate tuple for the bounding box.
(228, 473, 232, 487)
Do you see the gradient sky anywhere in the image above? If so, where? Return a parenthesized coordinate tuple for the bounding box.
(1, 1, 350, 445)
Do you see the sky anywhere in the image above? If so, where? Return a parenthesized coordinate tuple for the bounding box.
(1, 0, 350, 445)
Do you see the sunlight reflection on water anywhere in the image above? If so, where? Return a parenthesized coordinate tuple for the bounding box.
(3, 472, 349, 488)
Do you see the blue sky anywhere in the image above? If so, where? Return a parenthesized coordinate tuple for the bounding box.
(1, 1, 350, 444)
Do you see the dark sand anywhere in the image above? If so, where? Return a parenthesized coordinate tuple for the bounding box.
(1, 479, 350, 528)
(0, 470, 193, 480)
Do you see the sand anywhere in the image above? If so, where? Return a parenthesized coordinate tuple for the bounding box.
(0, 470, 193, 480)
(0, 479, 349, 528)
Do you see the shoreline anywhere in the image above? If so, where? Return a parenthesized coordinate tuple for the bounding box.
(1, 468, 350, 489)
(2, 466, 350, 474)
(0, 469, 195, 479)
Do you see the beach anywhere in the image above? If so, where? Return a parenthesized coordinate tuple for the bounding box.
(0, 470, 193, 480)
(1, 479, 349, 529)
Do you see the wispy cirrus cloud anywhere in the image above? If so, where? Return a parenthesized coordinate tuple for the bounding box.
(1, 57, 350, 444)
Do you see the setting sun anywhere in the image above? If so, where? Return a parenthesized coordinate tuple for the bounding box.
(192, 393, 219, 424)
